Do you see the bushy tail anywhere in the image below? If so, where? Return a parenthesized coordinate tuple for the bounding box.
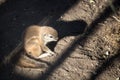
(16, 54, 47, 68)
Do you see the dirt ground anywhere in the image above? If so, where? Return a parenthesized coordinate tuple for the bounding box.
(0, 0, 120, 80)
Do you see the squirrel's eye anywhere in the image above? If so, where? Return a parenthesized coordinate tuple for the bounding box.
(50, 36, 53, 38)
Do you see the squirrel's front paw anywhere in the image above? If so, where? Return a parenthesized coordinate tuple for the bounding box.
(50, 51, 55, 55)
(38, 53, 51, 58)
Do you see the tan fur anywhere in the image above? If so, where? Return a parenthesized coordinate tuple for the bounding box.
(16, 54, 46, 68)
(23, 25, 58, 58)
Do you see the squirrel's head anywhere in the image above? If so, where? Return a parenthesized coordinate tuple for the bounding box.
(41, 26, 58, 44)
(43, 33, 58, 43)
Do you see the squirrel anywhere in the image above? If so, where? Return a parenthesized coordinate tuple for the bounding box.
(12, 25, 58, 68)
(23, 25, 58, 59)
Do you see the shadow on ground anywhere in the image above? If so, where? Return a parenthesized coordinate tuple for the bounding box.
(0, 0, 86, 80)
(0, 0, 120, 80)
(90, 49, 120, 80)
(0, 0, 79, 56)
(37, 0, 120, 80)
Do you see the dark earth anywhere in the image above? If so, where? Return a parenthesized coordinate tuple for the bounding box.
(0, 0, 120, 80)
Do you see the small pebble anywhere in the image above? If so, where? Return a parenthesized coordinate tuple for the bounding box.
(89, 0, 95, 3)
(116, 77, 120, 80)
(105, 51, 110, 56)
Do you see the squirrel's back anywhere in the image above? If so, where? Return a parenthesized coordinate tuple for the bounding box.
(23, 25, 58, 58)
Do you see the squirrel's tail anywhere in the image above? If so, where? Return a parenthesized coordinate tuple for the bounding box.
(16, 54, 47, 68)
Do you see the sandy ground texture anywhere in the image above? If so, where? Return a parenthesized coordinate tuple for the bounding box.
(0, 0, 120, 80)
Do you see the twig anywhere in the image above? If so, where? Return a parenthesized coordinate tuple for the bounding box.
(112, 16, 120, 22)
